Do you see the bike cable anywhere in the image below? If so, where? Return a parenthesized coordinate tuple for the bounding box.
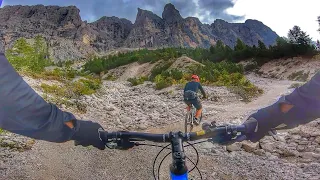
(184, 140, 208, 147)
(152, 144, 171, 180)
(185, 142, 202, 180)
(154, 142, 203, 180)
(157, 151, 171, 180)
(135, 142, 170, 149)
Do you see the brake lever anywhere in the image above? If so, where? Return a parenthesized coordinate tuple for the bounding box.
(201, 121, 217, 130)
(203, 122, 247, 145)
(208, 135, 247, 145)
(105, 138, 136, 150)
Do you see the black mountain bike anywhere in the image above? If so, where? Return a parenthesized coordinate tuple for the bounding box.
(99, 122, 248, 180)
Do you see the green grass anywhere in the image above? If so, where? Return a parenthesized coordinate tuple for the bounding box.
(0, 128, 5, 134)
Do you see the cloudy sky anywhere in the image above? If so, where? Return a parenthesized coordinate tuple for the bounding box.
(1, 0, 319, 40)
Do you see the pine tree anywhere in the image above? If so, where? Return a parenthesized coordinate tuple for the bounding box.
(288, 26, 311, 45)
(258, 40, 266, 50)
(234, 38, 246, 51)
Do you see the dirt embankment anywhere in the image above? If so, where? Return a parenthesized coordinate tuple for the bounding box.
(256, 55, 320, 81)
(105, 56, 203, 81)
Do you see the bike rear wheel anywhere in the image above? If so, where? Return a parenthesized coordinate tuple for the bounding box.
(185, 107, 195, 133)
(198, 111, 203, 124)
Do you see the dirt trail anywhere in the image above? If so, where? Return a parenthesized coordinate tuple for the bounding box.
(2, 75, 308, 180)
(148, 74, 294, 133)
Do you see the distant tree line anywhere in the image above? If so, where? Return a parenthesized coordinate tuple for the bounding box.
(209, 25, 317, 65)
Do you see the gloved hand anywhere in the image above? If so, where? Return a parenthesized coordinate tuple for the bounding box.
(71, 120, 106, 150)
(242, 96, 320, 143)
(204, 122, 247, 145)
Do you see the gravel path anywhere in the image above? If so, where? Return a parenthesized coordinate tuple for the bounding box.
(1, 74, 319, 180)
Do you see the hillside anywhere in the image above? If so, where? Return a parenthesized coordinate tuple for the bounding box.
(257, 55, 320, 81)
(0, 3, 278, 61)
(105, 56, 203, 81)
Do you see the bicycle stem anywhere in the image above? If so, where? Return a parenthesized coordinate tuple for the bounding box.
(169, 132, 188, 179)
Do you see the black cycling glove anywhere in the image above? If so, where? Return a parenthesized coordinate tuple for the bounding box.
(71, 120, 106, 150)
(243, 96, 320, 143)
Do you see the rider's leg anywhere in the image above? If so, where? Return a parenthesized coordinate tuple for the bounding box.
(184, 100, 191, 111)
(195, 108, 202, 119)
(193, 99, 202, 119)
(192, 99, 202, 125)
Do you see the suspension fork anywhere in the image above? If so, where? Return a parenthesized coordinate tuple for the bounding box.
(169, 132, 188, 180)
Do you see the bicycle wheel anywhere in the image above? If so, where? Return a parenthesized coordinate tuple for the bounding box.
(189, 106, 197, 132)
(198, 111, 203, 124)
(184, 112, 190, 133)
(184, 110, 194, 133)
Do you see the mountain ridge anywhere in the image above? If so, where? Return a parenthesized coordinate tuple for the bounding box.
(0, 3, 279, 61)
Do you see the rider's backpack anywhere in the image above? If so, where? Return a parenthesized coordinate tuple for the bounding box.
(184, 90, 197, 100)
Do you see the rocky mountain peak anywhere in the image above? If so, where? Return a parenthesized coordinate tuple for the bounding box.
(135, 8, 162, 25)
(1, 5, 82, 27)
(162, 3, 183, 24)
(92, 16, 132, 29)
(0, 4, 279, 61)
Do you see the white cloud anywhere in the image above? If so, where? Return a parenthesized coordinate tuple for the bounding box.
(228, 0, 320, 40)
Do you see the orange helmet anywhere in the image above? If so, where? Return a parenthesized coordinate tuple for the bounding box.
(191, 74, 200, 82)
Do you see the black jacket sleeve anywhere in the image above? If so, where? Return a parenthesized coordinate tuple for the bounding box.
(0, 53, 78, 143)
(285, 71, 320, 111)
(198, 83, 206, 98)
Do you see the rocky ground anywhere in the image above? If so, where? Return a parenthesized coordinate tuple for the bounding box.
(1, 73, 320, 180)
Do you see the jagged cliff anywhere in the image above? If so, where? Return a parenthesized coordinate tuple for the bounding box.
(0, 3, 278, 61)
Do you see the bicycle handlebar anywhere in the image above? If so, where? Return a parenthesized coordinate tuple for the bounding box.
(99, 123, 248, 179)
(99, 124, 247, 147)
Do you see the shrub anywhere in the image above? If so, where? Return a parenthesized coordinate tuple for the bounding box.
(41, 77, 101, 98)
(154, 75, 174, 90)
(6, 36, 51, 73)
(40, 68, 64, 81)
(41, 83, 70, 97)
(289, 82, 304, 89)
(72, 81, 96, 96)
(72, 78, 101, 96)
(229, 86, 263, 102)
(103, 74, 117, 81)
(128, 76, 148, 86)
(288, 71, 309, 82)
(149, 61, 174, 81)
(161, 68, 183, 80)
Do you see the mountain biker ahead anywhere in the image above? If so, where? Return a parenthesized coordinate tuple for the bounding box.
(183, 75, 207, 125)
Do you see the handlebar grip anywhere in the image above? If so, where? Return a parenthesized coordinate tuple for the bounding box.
(98, 130, 111, 143)
(235, 125, 247, 133)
